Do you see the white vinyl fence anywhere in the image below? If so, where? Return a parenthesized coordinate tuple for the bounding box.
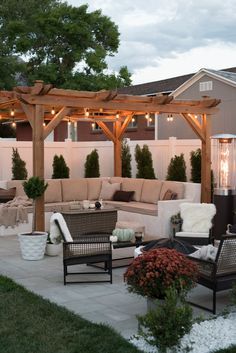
(0, 137, 216, 181)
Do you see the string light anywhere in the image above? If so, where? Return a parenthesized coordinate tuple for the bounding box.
(116, 112, 120, 119)
(51, 107, 55, 115)
(145, 112, 150, 120)
(67, 119, 71, 126)
(85, 108, 89, 117)
(167, 114, 173, 122)
(43, 121, 46, 127)
(11, 119, 16, 128)
(149, 117, 153, 123)
(91, 122, 96, 129)
(132, 117, 135, 123)
(10, 107, 15, 117)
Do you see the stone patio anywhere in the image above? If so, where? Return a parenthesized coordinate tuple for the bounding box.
(0, 235, 232, 339)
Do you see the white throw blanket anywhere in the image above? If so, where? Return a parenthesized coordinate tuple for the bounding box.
(190, 244, 218, 261)
(0, 196, 32, 228)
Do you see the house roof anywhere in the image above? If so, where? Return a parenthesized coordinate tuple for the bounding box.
(118, 67, 236, 96)
(172, 67, 236, 97)
(207, 68, 236, 84)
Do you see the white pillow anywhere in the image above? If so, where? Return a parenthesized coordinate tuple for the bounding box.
(99, 181, 120, 200)
(181, 203, 216, 233)
(50, 213, 73, 242)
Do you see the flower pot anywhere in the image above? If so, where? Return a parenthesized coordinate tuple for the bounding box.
(45, 243, 63, 256)
(18, 232, 48, 261)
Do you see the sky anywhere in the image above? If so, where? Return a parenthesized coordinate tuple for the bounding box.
(67, 0, 236, 85)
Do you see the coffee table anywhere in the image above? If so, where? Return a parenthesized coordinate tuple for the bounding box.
(61, 206, 117, 238)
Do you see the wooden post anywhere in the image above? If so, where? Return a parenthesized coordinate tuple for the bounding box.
(201, 114, 212, 203)
(114, 120, 122, 176)
(33, 105, 45, 231)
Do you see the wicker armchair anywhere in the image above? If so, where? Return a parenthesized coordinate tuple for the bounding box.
(188, 234, 236, 314)
(54, 217, 112, 285)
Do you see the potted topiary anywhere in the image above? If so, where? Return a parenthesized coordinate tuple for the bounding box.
(18, 176, 48, 261)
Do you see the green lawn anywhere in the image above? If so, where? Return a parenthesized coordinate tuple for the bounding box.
(0, 276, 143, 353)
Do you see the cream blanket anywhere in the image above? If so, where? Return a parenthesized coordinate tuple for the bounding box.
(0, 196, 32, 228)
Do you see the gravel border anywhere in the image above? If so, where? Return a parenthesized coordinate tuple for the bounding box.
(130, 312, 236, 353)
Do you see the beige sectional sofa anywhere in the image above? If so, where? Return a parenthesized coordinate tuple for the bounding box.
(0, 177, 200, 237)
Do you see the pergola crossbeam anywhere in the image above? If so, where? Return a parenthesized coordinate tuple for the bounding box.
(43, 107, 71, 139)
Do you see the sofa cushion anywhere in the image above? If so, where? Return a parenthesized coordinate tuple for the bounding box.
(113, 190, 134, 202)
(121, 178, 144, 202)
(0, 187, 16, 203)
(140, 180, 163, 204)
(110, 177, 123, 184)
(7, 180, 26, 197)
(105, 200, 158, 216)
(45, 179, 62, 203)
(61, 178, 87, 202)
(160, 181, 184, 200)
(99, 181, 121, 200)
(87, 178, 102, 200)
(162, 189, 177, 200)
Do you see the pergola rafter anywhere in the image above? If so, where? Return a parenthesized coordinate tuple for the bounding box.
(0, 81, 220, 231)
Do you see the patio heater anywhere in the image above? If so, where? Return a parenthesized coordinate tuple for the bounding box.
(211, 134, 236, 239)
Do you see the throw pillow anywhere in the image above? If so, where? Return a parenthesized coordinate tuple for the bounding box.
(113, 190, 134, 202)
(99, 181, 121, 200)
(0, 187, 16, 203)
(162, 189, 177, 200)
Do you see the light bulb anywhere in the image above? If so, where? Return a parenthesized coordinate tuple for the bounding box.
(51, 107, 55, 115)
(145, 113, 149, 120)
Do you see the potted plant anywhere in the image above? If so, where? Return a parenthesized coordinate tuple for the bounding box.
(170, 212, 183, 237)
(18, 176, 48, 261)
(45, 232, 63, 256)
(124, 248, 198, 309)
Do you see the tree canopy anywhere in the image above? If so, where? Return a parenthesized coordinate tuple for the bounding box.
(0, 0, 131, 90)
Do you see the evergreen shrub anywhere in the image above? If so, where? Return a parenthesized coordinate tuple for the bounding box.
(135, 144, 156, 179)
(12, 148, 28, 180)
(84, 149, 100, 177)
(52, 155, 70, 179)
(166, 153, 186, 181)
(121, 139, 132, 177)
(190, 148, 201, 183)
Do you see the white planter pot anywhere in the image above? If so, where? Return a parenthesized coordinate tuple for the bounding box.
(18, 232, 48, 261)
(45, 243, 63, 256)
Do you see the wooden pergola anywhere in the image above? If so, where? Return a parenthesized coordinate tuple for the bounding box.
(0, 81, 220, 230)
